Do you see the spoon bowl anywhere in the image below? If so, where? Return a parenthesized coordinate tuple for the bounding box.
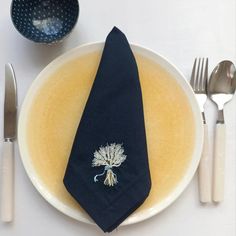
(11, 0, 79, 44)
(209, 61, 236, 110)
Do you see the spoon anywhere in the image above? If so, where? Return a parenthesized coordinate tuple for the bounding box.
(208, 61, 236, 202)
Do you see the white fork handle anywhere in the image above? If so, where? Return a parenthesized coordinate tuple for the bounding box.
(198, 124, 211, 203)
(1, 141, 14, 222)
(213, 123, 225, 202)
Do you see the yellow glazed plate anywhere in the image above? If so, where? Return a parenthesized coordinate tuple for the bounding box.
(18, 43, 203, 226)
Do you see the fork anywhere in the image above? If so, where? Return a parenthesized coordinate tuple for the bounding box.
(190, 58, 211, 203)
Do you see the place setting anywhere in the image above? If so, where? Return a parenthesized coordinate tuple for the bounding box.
(0, 0, 235, 234)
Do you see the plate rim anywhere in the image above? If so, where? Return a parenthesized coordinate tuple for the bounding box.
(18, 42, 203, 226)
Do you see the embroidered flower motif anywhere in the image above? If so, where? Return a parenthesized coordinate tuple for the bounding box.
(92, 143, 126, 187)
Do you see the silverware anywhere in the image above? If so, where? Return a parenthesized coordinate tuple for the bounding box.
(208, 61, 236, 202)
(1, 64, 17, 222)
(190, 58, 211, 203)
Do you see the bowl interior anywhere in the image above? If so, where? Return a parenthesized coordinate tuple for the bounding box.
(11, 0, 79, 43)
(18, 43, 203, 225)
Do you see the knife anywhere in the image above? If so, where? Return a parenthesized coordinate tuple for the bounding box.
(1, 64, 17, 222)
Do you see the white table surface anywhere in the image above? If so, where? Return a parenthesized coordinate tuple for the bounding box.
(0, 0, 236, 235)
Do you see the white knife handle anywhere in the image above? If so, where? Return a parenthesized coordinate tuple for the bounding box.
(1, 141, 14, 222)
(198, 123, 211, 203)
(213, 123, 225, 202)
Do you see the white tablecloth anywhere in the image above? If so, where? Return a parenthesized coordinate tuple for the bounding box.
(0, 0, 235, 235)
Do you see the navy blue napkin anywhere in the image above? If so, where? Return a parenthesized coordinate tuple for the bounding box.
(63, 27, 151, 232)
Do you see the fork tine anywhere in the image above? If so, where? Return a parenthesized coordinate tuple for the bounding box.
(190, 58, 197, 88)
(204, 58, 208, 93)
(200, 58, 205, 92)
(195, 58, 201, 91)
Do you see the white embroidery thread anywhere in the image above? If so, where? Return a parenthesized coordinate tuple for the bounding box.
(92, 143, 126, 187)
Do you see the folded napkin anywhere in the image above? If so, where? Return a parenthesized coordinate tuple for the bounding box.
(63, 27, 151, 232)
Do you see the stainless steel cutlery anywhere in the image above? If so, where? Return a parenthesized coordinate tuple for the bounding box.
(208, 61, 236, 202)
(1, 64, 17, 222)
(190, 58, 211, 203)
(191, 59, 236, 203)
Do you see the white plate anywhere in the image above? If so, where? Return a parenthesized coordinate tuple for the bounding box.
(18, 43, 203, 226)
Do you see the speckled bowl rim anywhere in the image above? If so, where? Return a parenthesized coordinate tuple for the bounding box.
(10, 0, 80, 44)
(18, 42, 203, 226)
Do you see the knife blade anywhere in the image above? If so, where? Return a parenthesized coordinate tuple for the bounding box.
(1, 63, 17, 222)
(4, 64, 17, 140)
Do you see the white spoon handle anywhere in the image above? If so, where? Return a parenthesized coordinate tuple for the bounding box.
(1, 141, 14, 222)
(213, 123, 225, 202)
(198, 123, 211, 203)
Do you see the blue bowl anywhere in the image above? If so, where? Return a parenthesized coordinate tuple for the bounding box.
(11, 0, 79, 44)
